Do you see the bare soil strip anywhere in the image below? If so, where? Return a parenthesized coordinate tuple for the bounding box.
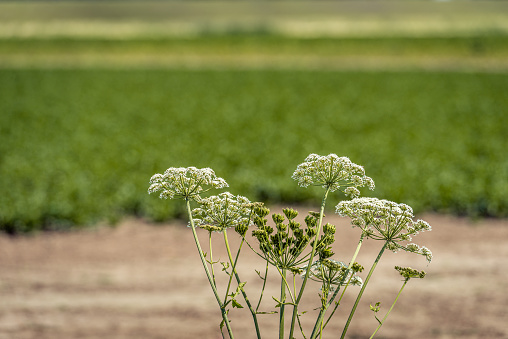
(0, 212, 507, 338)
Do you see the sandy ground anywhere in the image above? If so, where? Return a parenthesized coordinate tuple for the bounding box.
(0, 209, 507, 339)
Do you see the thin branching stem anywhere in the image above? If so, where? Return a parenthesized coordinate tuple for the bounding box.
(340, 241, 388, 339)
(369, 279, 408, 339)
(309, 233, 365, 339)
(186, 199, 235, 339)
(288, 186, 331, 339)
(223, 230, 262, 339)
(256, 262, 269, 312)
(279, 268, 287, 339)
(209, 231, 217, 287)
(321, 233, 366, 331)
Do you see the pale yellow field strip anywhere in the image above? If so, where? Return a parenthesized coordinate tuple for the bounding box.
(1, 53, 507, 72)
(1, 1, 508, 39)
(1, 17, 508, 39)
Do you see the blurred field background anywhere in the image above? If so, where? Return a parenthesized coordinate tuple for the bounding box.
(1, 0, 508, 233)
(2, 2, 508, 339)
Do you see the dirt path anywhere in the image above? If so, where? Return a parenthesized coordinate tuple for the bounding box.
(0, 211, 507, 339)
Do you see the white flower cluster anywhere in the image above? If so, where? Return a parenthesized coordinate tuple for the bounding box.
(191, 192, 252, 232)
(302, 259, 363, 291)
(291, 153, 375, 198)
(336, 197, 432, 262)
(148, 167, 228, 200)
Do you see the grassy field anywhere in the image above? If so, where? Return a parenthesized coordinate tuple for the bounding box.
(1, 69, 507, 232)
(1, 1, 507, 232)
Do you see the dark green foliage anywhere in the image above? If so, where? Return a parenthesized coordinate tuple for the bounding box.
(1, 69, 507, 232)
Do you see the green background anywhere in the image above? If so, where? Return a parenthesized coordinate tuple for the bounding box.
(1, 1, 507, 232)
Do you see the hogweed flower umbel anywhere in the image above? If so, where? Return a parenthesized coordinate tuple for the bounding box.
(249, 208, 339, 275)
(192, 192, 253, 233)
(148, 166, 228, 201)
(303, 259, 363, 291)
(336, 197, 433, 262)
(292, 153, 375, 197)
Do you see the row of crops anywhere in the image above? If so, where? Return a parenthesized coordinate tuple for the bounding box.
(1, 67, 507, 233)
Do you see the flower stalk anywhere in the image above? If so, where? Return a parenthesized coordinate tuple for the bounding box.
(223, 230, 262, 339)
(309, 233, 366, 339)
(340, 241, 388, 339)
(186, 199, 235, 339)
(288, 186, 330, 339)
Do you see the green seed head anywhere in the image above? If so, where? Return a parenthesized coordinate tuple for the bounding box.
(272, 213, 285, 224)
(254, 206, 270, 218)
(282, 208, 299, 220)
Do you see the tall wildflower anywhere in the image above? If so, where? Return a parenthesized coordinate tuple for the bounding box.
(303, 259, 363, 291)
(288, 154, 374, 339)
(147, 154, 434, 339)
(148, 166, 228, 201)
(249, 208, 334, 272)
(291, 153, 375, 198)
(148, 166, 236, 338)
(335, 197, 432, 262)
(336, 197, 432, 339)
(192, 192, 253, 233)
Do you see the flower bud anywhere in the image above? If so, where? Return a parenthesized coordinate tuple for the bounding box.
(282, 208, 299, 220)
(276, 222, 287, 232)
(304, 215, 317, 228)
(272, 213, 285, 224)
(351, 262, 364, 273)
(235, 223, 249, 237)
(200, 224, 223, 232)
(306, 227, 317, 238)
(254, 216, 266, 227)
(308, 211, 322, 219)
(323, 223, 336, 235)
(254, 206, 270, 217)
(319, 247, 334, 260)
(288, 220, 300, 231)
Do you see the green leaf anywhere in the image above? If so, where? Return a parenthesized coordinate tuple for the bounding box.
(232, 299, 244, 309)
(237, 281, 247, 291)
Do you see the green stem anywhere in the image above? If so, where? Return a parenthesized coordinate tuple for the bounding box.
(289, 187, 331, 339)
(279, 268, 287, 339)
(369, 280, 408, 339)
(340, 241, 388, 339)
(186, 199, 235, 339)
(256, 262, 269, 312)
(223, 230, 262, 339)
(209, 232, 217, 287)
(322, 274, 351, 331)
(310, 234, 365, 339)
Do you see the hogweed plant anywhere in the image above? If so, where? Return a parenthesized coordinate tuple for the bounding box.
(148, 154, 433, 339)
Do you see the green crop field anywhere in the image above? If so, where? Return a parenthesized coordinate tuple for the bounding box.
(1, 1, 508, 233)
(1, 69, 507, 233)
